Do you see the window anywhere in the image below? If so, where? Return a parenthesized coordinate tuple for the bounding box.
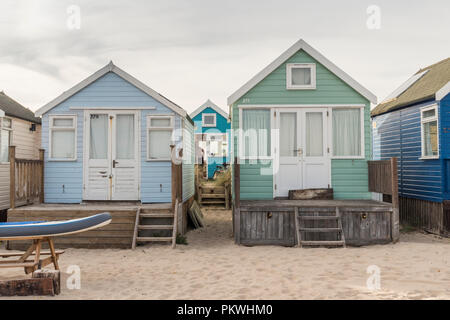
(240, 109, 271, 158)
(202, 113, 216, 127)
(49, 115, 77, 160)
(147, 116, 173, 160)
(332, 108, 363, 158)
(286, 63, 316, 90)
(0, 117, 12, 162)
(421, 105, 439, 158)
(206, 133, 228, 157)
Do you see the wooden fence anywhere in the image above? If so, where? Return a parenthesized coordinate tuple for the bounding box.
(368, 157, 399, 242)
(9, 146, 44, 209)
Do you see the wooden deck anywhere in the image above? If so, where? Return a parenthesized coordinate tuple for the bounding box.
(7, 202, 172, 250)
(235, 199, 394, 247)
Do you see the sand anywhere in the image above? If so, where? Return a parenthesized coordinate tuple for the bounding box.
(1, 208, 449, 300)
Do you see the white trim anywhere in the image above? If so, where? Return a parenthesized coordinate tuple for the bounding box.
(35, 62, 187, 117)
(286, 63, 316, 90)
(238, 107, 273, 160)
(227, 39, 377, 105)
(48, 114, 77, 161)
(190, 99, 228, 119)
(0, 116, 13, 164)
(70, 106, 156, 110)
(237, 104, 366, 109)
(436, 81, 450, 101)
(420, 104, 439, 159)
(329, 107, 365, 159)
(202, 113, 217, 127)
(146, 115, 174, 161)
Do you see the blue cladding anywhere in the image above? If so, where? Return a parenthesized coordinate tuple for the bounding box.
(42, 72, 185, 204)
(373, 99, 446, 202)
(192, 107, 230, 134)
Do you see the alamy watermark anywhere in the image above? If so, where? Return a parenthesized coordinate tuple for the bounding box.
(366, 5, 381, 30)
(366, 265, 381, 291)
(67, 5, 81, 30)
(66, 265, 81, 290)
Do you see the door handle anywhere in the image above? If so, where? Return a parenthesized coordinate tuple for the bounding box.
(113, 160, 118, 168)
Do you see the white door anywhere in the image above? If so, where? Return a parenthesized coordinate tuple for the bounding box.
(84, 111, 139, 201)
(275, 108, 329, 197)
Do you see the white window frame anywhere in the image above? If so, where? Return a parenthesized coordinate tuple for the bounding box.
(286, 63, 316, 90)
(330, 106, 365, 160)
(202, 113, 216, 127)
(0, 117, 13, 163)
(420, 104, 439, 159)
(147, 115, 174, 161)
(48, 115, 77, 161)
(238, 108, 273, 160)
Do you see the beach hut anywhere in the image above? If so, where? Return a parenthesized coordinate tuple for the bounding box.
(372, 57, 450, 236)
(190, 99, 230, 179)
(228, 39, 398, 247)
(7, 62, 195, 249)
(0, 92, 41, 217)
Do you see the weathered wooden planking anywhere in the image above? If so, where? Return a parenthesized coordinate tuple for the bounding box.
(7, 207, 136, 249)
(239, 210, 295, 246)
(400, 197, 447, 235)
(0, 278, 55, 296)
(288, 188, 333, 200)
(237, 208, 392, 246)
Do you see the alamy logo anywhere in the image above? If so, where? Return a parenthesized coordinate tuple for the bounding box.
(366, 5, 381, 30)
(67, 5, 81, 30)
(66, 265, 81, 290)
(366, 265, 381, 291)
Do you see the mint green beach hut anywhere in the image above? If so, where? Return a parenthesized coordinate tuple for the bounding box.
(228, 39, 397, 247)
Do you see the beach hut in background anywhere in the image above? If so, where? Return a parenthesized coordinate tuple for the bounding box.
(190, 99, 230, 179)
(372, 57, 450, 236)
(0, 92, 41, 219)
(8, 62, 195, 249)
(228, 39, 399, 247)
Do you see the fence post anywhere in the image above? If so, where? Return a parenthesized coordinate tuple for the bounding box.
(234, 157, 241, 244)
(39, 149, 45, 204)
(9, 146, 16, 209)
(390, 157, 400, 242)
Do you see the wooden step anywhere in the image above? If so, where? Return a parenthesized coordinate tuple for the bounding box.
(136, 237, 173, 242)
(201, 194, 226, 198)
(138, 225, 173, 230)
(201, 200, 225, 204)
(301, 240, 345, 246)
(140, 212, 173, 218)
(299, 228, 341, 233)
(299, 216, 338, 221)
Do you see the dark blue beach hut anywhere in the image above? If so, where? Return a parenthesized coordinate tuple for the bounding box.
(371, 57, 450, 235)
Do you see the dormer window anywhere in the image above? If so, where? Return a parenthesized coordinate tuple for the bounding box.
(202, 114, 216, 127)
(286, 63, 316, 90)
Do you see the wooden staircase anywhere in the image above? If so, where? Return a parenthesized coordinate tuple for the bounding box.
(131, 201, 179, 249)
(295, 207, 346, 248)
(197, 183, 230, 209)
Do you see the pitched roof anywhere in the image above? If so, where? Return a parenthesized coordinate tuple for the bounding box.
(371, 57, 450, 117)
(35, 62, 187, 117)
(227, 39, 377, 106)
(0, 91, 41, 124)
(190, 99, 228, 120)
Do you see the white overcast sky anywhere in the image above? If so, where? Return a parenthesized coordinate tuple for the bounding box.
(0, 0, 449, 113)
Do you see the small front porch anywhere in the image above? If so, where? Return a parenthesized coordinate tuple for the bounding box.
(6, 202, 174, 250)
(236, 199, 394, 247)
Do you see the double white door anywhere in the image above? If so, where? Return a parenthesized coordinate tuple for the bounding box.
(275, 108, 329, 197)
(84, 111, 139, 200)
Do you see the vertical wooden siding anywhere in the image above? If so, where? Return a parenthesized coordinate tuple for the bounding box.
(182, 118, 195, 202)
(232, 49, 371, 200)
(0, 118, 41, 210)
(43, 72, 184, 203)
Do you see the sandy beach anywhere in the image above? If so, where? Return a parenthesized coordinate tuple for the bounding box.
(1, 208, 449, 300)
